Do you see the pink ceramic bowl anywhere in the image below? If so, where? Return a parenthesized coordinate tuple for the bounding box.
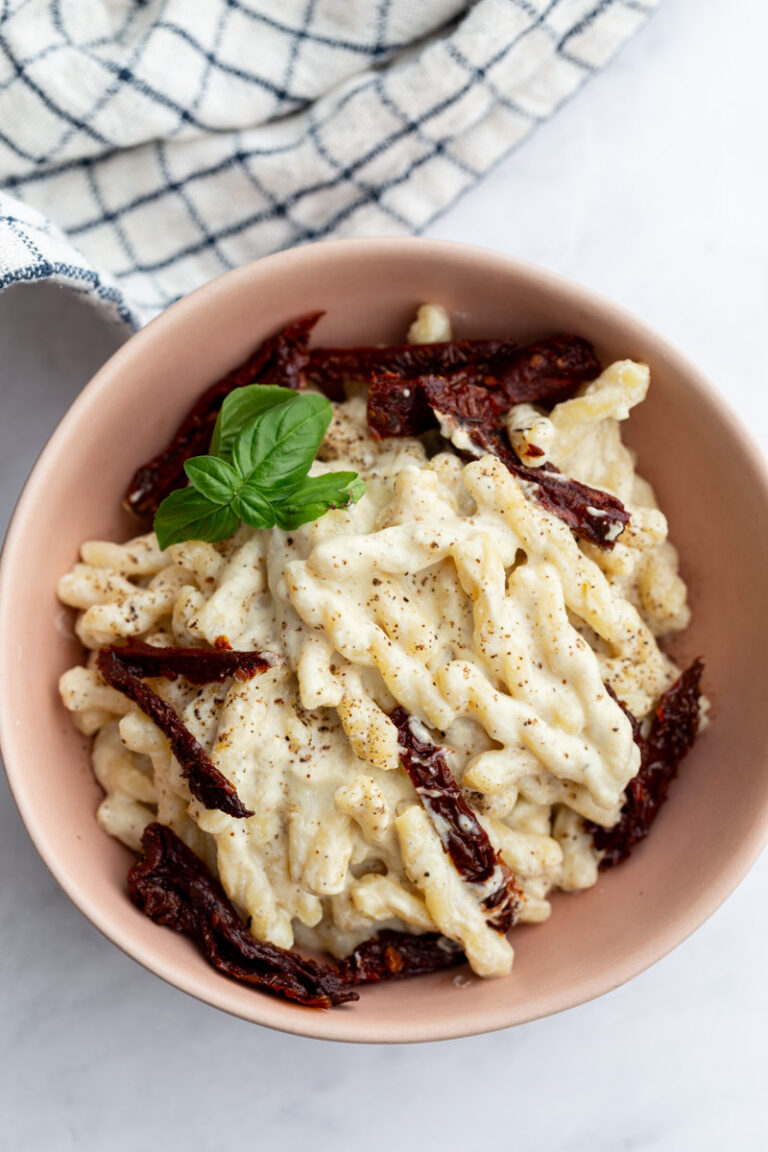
(2, 238, 768, 1043)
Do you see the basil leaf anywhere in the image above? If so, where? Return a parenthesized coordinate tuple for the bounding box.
(210, 385, 297, 460)
(274, 472, 365, 530)
(231, 486, 275, 530)
(154, 488, 240, 550)
(184, 504, 242, 545)
(153, 385, 363, 548)
(184, 456, 242, 505)
(234, 392, 332, 491)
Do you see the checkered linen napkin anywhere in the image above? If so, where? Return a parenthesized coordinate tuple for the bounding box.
(0, 1, 656, 328)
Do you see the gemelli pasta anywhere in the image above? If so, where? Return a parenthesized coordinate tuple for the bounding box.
(57, 304, 704, 993)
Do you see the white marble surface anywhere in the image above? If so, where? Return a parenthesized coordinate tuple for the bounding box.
(1, 1, 767, 1148)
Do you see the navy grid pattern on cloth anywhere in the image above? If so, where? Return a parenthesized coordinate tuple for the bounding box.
(0, 0, 657, 328)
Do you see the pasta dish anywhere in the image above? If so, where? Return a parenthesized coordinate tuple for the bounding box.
(57, 304, 704, 1005)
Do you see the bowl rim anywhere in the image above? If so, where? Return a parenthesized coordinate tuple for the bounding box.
(3, 235, 768, 1043)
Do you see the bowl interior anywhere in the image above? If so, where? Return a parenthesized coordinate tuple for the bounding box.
(2, 238, 768, 1042)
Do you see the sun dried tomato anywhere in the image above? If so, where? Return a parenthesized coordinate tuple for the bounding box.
(495, 335, 600, 405)
(130, 823, 473, 1007)
(96, 644, 276, 818)
(307, 337, 518, 390)
(338, 930, 465, 984)
(354, 330, 626, 548)
(128, 823, 357, 1007)
(311, 332, 597, 406)
(370, 370, 629, 547)
(421, 373, 503, 426)
(391, 708, 521, 932)
(421, 381, 630, 548)
(590, 660, 704, 866)
(487, 446, 630, 549)
(124, 313, 322, 517)
(366, 373, 438, 439)
(101, 639, 275, 684)
(254, 312, 324, 391)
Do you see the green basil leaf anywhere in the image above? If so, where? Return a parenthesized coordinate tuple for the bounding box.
(154, 387, 360, 549)
(184, 455, 242, 505)
(183, 504, 242, 545)
(154, 488, 240, 550)
(273, 471, 365, 530)
(231, 486, 275, 530)
(281, 471, 363, 506)
(234, 392, 332, 491)
(210, 385, 298, 460)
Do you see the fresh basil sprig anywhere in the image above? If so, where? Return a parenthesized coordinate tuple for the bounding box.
(154, 386, 365, 550)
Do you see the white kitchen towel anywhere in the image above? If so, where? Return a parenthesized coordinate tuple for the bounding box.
(0, 0, 657, 328)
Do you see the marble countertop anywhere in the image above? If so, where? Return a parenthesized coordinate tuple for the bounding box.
(1, 1, 766, 1148)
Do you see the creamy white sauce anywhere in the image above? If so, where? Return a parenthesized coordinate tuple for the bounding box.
(57, 330, 697, 979)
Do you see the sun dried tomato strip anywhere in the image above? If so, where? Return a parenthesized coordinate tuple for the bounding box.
(312, 332, 597, 406)
(390, 708, 521, 932)
(367, 369, 503, 440)
(419, 377, 630, 547)
(100, 638, 276, 685)
(124, 313, 323, 517)
(590, 660, 704, 866)
(464, 421, 630, 548)
(253, 312, 324, 391)
(128, 823, 358, 1007)
(366, 373, 439, 439)
(495, 335, 600, 405)
(97, 645, 258, 818)
(338, 930, 466, 984)
(130, 823, 470, 1006)
(307, 337, 518, 390)
(367, 369, 629, 547)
